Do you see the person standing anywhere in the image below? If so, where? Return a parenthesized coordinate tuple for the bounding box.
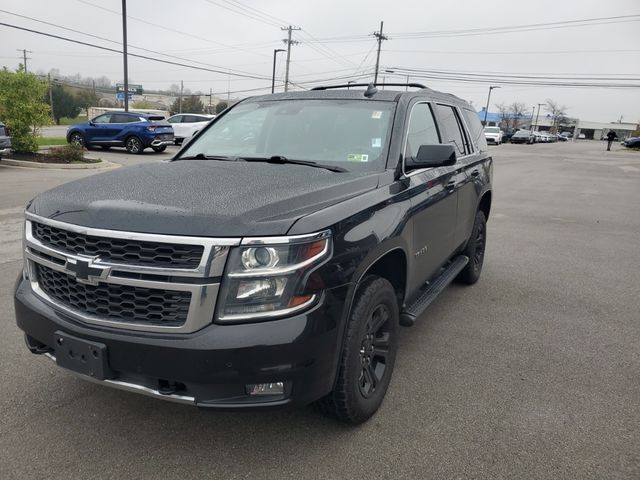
(606, 130, 617, 151)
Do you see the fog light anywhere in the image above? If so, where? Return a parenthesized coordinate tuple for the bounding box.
(246, 382, 284, 396)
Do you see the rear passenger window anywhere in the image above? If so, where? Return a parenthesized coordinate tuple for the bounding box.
(404, 103, 440, 161)
(462, 108, 488, 152)
(435, 104, 470, 156)
(110, 114, 134, 123)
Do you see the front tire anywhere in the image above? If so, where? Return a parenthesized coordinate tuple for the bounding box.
(125, 136, 144, 154)
(69, 132, 85, 147)
(316, 276, 399, 424)
(456, 210, 487, 285)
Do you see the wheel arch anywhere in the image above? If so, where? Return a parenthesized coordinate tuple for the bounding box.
(478, 190, 492, 220)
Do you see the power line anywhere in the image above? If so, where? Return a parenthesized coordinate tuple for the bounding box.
(0, 22, 273, 81)
(0, 8, 269, 79)
(77, 0, 270, 58)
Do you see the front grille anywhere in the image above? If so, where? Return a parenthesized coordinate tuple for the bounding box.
(32, 222, 203, 269)
(36, 264, 191, 327)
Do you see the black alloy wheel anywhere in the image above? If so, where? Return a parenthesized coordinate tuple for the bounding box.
(456, 210, 487, 285)
(358, 304, 392, 398)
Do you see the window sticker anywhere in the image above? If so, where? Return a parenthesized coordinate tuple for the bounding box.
(371, 137, 382, 148)
(371, 111, 383, 119)
(347, 154, 369, 162)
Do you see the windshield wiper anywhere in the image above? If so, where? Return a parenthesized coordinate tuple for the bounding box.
(176, 153, 237, 161)
(240, 155, 348, 173)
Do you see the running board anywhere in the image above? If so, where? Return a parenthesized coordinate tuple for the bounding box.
(400, 255, 469, 326)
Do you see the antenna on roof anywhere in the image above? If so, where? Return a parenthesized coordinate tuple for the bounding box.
(364, 83, 378, 98)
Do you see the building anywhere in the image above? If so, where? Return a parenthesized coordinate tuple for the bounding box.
(478, 109, 638, 139)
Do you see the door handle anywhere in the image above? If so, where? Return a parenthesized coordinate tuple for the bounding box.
(446, 180, 456, 191)
(471, 170, 480, 177)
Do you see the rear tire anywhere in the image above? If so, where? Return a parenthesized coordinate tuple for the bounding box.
(456, 210, 487, 285)
(125, 136, 144, 154)
(152, 145, 167, 153)
(315, 276, 399, 424)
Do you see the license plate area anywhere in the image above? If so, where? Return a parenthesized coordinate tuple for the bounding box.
(54, 331, 114, 381)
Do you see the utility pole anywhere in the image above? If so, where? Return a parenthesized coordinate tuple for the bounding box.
(179, 80, 183, 113)
(227, 72, 231, 101)
(373, 21, 388, 84)
(533, 103, 545, 132)
(272, 49, 285, 93)
(17, 49, 32, 72)
(281, 25, 300, 92)
(92, 80, 96, 97)
(48, 73, 55, 122)
(209, 88, 213, 114)
(483, 85, 500, 126)
(121, 0, 129, 112)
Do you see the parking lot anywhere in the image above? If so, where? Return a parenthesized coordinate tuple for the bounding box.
(0, 141, 638, 479)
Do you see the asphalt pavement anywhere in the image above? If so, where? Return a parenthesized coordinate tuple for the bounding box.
(0, 141, 638, 479)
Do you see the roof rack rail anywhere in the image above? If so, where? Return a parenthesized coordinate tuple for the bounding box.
(311, 82, 427, 91)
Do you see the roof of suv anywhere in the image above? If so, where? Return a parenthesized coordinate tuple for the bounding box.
(250, 85, 468, 107)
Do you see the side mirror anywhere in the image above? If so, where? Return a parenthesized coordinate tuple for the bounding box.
(89, 121, 95, 126)
(405, 144, 456, 171)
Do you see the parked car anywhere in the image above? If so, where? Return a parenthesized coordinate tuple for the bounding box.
(0, 122, 11, 157)
(623, 136, 640, 148)
(577, 133, 586, 139)
(501, 128, 516, 143)
(483, 126, 503, 145)
(66, 112, 174, 154)
(557, 134, 568, 142)
(559, 131, 572, 140)
(511, 130, 535, 144)
(15, 83, 492, 424)
(167, 113, 215, 144)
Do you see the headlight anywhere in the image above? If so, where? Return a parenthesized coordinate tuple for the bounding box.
(216, 231, 331, 322)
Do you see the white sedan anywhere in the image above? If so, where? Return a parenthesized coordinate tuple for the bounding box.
(483, 126, 504, 145)
(166, 113, 215, 144)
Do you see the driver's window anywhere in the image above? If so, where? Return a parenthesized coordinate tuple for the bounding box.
(92, 114, 111, 124)
(404, 103, 440, 162)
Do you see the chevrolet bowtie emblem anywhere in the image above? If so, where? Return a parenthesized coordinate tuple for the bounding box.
(65, 257, 110, 285)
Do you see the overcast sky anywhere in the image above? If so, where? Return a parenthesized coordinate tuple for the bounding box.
(1, 0, 639, 122)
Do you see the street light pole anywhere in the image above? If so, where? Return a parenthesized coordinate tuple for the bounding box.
(121, 0, 129, 112)
(533, 103, 545, 132)
(271, 49, 285, 94)
(483, 86, 500, 126)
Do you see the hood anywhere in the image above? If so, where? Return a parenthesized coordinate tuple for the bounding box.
(28, 160, 381, 237)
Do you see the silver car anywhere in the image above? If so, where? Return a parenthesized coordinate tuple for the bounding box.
(0, 122, 11, 157)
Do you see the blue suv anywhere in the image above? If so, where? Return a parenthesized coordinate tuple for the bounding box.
(67, 112, 174, 154)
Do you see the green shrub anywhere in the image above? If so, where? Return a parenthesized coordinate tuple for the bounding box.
(0, 67, 51, 153)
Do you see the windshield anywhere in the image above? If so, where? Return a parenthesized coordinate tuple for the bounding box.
(178, 99, 396, 172)
(514, 130, 531, 137)
(484, 127, 500, 133)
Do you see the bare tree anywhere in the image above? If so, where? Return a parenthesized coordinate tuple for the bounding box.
(495, 102, 509, 129)
(546, 99, 567, 133)
(510, 102, 527, 129)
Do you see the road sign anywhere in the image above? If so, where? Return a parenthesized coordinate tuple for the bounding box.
(115, 92, 134, 101)
(116, 83, 143, 95)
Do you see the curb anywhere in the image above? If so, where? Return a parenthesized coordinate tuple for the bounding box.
(0, 157, 119, 170)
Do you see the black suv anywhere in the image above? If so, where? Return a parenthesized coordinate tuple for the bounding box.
(14, 83, 492, 424)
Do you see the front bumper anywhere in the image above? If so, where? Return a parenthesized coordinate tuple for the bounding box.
(485, 136, 501, 144)
(15, 277, 348, 409)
